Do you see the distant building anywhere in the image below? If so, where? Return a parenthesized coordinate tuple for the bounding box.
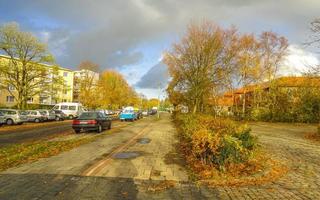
(216, 76, 320, 114)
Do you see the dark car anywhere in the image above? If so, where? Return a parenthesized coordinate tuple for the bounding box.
(52, 110, 67, 121)
(72, 111, 111, 133)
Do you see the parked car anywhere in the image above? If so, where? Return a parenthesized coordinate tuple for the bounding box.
(0, 109, 28, 125)
(72, 111, 112, 133)
(52, 103, 86, 119)
(52, 110, 66, 121)
(37, 110, 56, 121)
(142, 110, 148, 116)
(0, 111, 5, 126)
(119, 107, 137, 121)
(134, 108, 142, 119)
(25, 110, 46, 123)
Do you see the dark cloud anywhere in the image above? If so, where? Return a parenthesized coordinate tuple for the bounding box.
(0, 0, 319, 70)
(135, 62, 169, 89)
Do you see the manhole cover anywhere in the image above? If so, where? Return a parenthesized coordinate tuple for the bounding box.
(137, 138, 151, 144)
(113, 152, 140, 159)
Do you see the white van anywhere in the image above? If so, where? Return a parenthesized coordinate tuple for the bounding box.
(52, 103, 85, 119)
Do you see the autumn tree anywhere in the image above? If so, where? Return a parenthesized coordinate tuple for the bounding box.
(235, 34, 261, 116)
(305, 18, 320, 75)
(148, 98, 160, 108)
(234, 32, 288, 117)
(164, 21, 238, 113)
(0, 22, 54, 109)
(98, 70, 138, 109)
(259, 32, 288, 81)
(75, 61, 100, 109)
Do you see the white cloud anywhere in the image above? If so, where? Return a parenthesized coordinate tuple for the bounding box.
(280, 45, 319, 75)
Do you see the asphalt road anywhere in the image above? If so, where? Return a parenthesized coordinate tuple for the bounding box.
(0, 121, 74, 147)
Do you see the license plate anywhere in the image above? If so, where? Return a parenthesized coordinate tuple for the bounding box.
(80, 121, 88, 124)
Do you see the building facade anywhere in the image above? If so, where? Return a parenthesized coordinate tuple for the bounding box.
(0, 55, 74, 107)
(216, 76, 320, 115)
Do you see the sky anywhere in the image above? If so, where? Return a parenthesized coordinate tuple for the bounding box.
(0, 0, 319, 98)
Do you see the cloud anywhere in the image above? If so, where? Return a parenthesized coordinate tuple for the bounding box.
(1, 0, 320, 79)
(281, 45, 319, 75)
(135, 62, 169, 89)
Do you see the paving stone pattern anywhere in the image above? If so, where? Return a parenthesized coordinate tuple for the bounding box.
(0, 115, 319, 199)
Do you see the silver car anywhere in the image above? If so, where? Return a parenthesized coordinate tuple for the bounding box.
(37, 109, 56, 121)
(0, 109, 28, 125)
(0, 111, 5, 126)
(26, 110, 46, 123)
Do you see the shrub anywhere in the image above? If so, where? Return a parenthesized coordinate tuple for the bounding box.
(250, 108, 271, 121)
(176, 113, 258, 171)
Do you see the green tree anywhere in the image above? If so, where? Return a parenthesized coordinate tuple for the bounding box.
(0, 22, 54, 109)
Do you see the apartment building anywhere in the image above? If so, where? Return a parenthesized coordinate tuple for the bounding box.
(0, 55, 74, 107)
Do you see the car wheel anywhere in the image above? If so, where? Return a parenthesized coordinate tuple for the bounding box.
(6, 119, 14, 125)
(55, 117, 60, 121)
(74, 129, 81, 134)
(97, 124, 102, 133)
(69, 115, 74, 119)
(35, 118, 40, 123)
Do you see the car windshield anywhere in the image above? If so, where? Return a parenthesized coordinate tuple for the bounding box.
(18, 111, 28, 115)
(69, 106, 76, 110)
(123, 110, 133, 113)
(39, 111, 47, 115)
(78, 112, 98, 119)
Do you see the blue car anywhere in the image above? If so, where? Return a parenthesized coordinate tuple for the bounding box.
(119, 108, 137, 121)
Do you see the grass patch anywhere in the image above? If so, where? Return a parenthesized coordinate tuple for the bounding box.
(0, 125, 126, 172)
(0, 137, 96, 171)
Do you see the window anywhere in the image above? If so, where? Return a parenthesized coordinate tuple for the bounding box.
(1, 110, 17, 115)
(53, 105, 60, 110)
(69, 106, 76, 110)
(61, 105, 68, 110)
(6, 96, 14, 103)
(63, 72, 68, 77)
(8, 84, 15, 91)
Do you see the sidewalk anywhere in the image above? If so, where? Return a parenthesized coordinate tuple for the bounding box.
(95, 113, 189, 182)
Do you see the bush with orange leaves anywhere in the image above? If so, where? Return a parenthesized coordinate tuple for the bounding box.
(175, 114, 257, 171)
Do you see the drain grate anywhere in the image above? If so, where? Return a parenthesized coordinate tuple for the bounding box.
(137, 138, 151, 144)
(112, 151, 141, 159)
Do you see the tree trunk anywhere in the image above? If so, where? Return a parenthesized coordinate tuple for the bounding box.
(242, 90, 246, 118)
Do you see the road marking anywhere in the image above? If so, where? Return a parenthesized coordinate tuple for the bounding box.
(81, 123, 151, 176)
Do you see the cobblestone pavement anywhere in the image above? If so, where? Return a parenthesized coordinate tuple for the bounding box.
(0, 115, 319, 199)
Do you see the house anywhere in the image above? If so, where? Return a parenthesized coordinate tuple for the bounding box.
(216, 76, 320, 114)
